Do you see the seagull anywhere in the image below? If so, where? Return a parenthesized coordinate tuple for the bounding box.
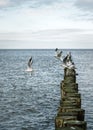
(62, 52, 76, 69)
(28, 56, 33, 68)
(66, 61, 76, 69)
(55, 48, 63, 61)
(25, 56, 33, 73)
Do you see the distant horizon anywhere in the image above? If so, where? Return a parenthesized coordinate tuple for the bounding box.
(0, 48, 93, 50)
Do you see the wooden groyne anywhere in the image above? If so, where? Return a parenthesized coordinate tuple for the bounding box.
(55, 68, 87, 130)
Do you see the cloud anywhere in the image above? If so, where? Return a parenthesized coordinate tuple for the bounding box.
(0, 29, 93, 41)
(0, 0, 61, 9)
(0, 0, 10, 7)
(0, 0, 93, 13)
(73, 0, 93, 22)
(0, 0, 93, 33)
(0, 29, 93, 49)
(75, 0, 93, 11)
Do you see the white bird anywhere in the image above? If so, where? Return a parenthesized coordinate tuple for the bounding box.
(25, 56, 33, 72)
(28, 56, 33, 68)
(55, 48, 63, 61)
(62, 52, 76, 69)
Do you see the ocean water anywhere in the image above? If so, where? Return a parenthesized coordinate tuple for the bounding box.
(0, 49, 93, 130)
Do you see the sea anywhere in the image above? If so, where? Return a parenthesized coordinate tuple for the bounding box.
(0, 49, 93, 130)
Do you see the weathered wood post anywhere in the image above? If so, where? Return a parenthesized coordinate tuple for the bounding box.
(55, 67, 87, 130)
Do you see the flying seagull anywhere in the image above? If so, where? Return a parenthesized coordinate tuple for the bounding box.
(28, 56, 33, 68)
(55, 48, 63, 61)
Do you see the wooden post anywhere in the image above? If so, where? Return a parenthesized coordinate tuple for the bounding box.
(55, 67, 87, 130)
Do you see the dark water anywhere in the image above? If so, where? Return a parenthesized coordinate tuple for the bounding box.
(0, 49, 93, 130)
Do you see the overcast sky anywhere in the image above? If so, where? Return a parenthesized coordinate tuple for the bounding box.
(0, 0, 93, 49)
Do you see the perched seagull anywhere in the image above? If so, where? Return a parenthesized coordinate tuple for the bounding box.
(55, 48, 63, 61)
(66, 61, 76, 69)
(62, 52, 76, 69)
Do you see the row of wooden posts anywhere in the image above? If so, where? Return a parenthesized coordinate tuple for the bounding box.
(55, 68, 87, 130)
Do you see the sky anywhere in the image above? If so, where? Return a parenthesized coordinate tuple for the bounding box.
(0, 0, 93, 49)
